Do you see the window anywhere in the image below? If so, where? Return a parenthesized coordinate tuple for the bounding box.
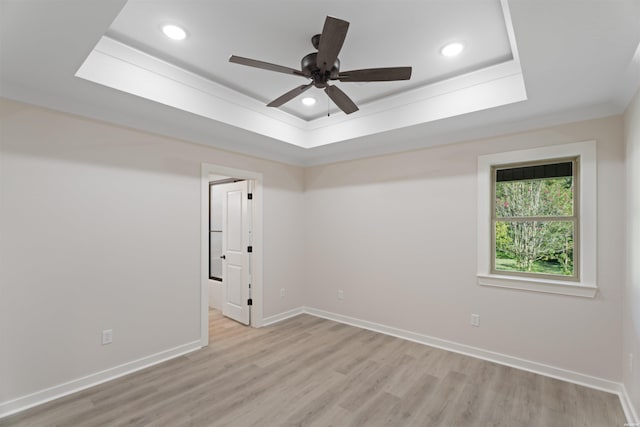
(492, 159, 578, 280)
(477, 141, 597, 298)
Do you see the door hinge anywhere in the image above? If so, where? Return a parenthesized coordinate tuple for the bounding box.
(247, 246, 253, 253)
(247, 298, 253, 306)
(247, 193, 253, 200)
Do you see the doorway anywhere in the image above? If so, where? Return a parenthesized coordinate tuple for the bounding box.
(209, 178, 251, 325)
(200, 164, 263, 347)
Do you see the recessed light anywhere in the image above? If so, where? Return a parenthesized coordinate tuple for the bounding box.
(301, 97, 316, 106)
(441, 42, 464, 57)
(162, 24, 187, 41)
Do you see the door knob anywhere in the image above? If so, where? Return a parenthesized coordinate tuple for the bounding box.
(220, 255, 226, 260)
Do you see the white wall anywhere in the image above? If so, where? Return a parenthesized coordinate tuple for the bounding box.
(0, 99, 305, 404)
(0, 96, 629, 412)
(304, 115, 625, 381)
(208, 182, 225, 310)
(624, 88, 640, 416)
(208, 280, 222, 309)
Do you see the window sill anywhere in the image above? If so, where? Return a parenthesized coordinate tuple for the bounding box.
(477, 274, 598, 298)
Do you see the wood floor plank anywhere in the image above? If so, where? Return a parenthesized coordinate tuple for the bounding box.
(308, 404, 350, 427)
(406, 370, 468, 427)
(381, 353, 421, 398)
(0, 310, 627, 427)
(383, 372, 439, 426)
(347, 391, 401, 427)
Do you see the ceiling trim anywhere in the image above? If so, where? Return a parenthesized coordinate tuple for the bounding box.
(5, 0, 635, 167)
(75, 0, 527, 150)
(303, 61, 527, 148)
(76, 39, 526, 149)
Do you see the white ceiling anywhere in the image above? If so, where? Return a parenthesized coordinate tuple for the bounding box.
(1, 0, 639, 166)
(105, 0, 513, 120)
(75, 0, 526, 150)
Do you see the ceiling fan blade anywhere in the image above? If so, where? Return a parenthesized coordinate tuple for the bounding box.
(316, 16, 350, 73)
(337, 67, 412, 82)
(267, 83, 314, 107)
(229, 55, 307, 77)
(325, 85, 359, 115)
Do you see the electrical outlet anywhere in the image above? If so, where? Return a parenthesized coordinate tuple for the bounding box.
(280, 288, 285, 298)
(470, 314, 480, 327)
(338, 290, 344, 300)
(102, 329, 113, 345)
(630, 353, 634, 372)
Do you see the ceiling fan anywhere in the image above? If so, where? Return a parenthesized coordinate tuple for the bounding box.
(229, 16, 412, 115)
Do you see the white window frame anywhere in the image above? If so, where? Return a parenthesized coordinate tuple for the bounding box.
(477, 141, 597, 298)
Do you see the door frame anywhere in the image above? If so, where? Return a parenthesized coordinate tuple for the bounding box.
(201, 164, 263, 346)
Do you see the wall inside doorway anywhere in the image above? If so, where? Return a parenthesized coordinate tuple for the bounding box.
(208, 176, 231, 311)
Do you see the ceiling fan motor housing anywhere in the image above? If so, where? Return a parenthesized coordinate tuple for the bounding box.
(301, 52, 340, 88)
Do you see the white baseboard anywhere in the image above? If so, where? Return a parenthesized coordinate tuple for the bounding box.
(0, 340, 202, 419)
(619, 384, 639, 425)
(302, 307, 627, 397)
(303, 307, 620, 394)
(3, 306, 636, 424)
(268, 306, 639, 424)
(260, 307, 305, 326)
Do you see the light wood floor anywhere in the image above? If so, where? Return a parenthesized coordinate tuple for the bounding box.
(1, 309, 626, 426)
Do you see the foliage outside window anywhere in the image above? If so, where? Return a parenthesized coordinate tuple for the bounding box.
(492, 159, 578, 280)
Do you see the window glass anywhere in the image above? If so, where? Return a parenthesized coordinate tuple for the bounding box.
(494, 221, 574, 276)
(495, 176, 573, 217)
(492, 159, 577, 279)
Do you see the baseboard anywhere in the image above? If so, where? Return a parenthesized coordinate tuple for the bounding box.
(262, 306, 638, 425)
(260, 307, 639, 424)
(3, 307, 634, 423)
(0, 340, 202, 419)
(619, 384, 639, 425)
(302, 306, 622, 395)
(260, 307, 305, 326)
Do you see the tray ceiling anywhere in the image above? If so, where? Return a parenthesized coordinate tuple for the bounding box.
(1, 0, 639, 165)
(76, 0, 527, 149)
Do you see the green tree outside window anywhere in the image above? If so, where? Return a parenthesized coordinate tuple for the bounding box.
(493, 161, 577, 277)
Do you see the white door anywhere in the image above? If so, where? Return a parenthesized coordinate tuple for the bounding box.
(221, 181, 251, 325)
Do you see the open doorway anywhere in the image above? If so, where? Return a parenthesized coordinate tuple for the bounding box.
(208, 177, 251, 324)
(200, 164, 263, 347)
